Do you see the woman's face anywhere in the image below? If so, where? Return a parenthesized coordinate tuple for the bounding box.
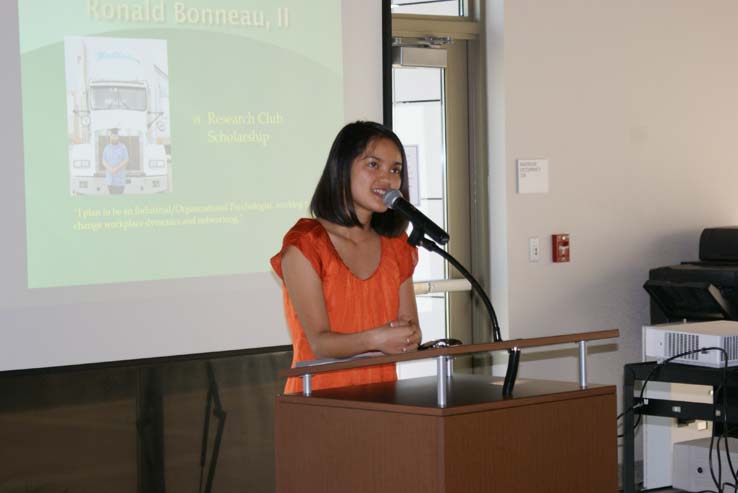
(350, 137, 403, 225)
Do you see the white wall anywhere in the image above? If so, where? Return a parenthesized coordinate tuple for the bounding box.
(487, 0, 738, 396)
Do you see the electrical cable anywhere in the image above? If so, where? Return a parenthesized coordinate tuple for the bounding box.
(714, 348, 732, 493)
(723, 426, 738, 493)
(710, 433, 720, 493)
(720, 393, 738, 491)
(617, 350, 698, 438)
(618, 347, 727, 430)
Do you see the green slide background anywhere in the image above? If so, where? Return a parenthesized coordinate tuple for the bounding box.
(19, 0, 343, 288)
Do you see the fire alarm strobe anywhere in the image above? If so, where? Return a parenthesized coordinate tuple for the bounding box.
(552, 234, 570, 263)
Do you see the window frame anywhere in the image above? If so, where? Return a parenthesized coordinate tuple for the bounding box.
(383, 0, 491, 357)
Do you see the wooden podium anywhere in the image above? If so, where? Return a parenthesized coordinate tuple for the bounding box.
(275, 330, 619, 492)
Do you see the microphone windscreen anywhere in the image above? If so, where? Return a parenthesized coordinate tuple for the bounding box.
(383, 189, 403, 208)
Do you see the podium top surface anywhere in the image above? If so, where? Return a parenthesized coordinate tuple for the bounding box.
(277, 374, 615, 416)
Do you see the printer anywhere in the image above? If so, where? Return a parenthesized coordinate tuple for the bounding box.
(646, 227, 738, 324)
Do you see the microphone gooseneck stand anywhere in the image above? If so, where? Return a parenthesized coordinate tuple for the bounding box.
(407, 226, 521, 396)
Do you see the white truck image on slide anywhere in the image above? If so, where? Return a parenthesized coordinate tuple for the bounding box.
(65, 37, 171, 195)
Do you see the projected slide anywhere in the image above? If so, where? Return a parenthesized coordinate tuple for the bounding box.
(19, 0, 343, 288)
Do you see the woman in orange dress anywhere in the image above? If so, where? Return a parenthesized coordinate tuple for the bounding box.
(271, 121, 421, 393)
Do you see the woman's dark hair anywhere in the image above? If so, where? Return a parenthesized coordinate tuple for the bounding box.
(310, 121, 409, 237)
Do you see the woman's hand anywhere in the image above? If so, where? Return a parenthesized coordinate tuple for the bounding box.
(371, 319, 422, 354)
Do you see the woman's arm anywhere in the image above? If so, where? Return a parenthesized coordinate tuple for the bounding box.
(397, 276, 422, 344)
(281, 246, 418, 359)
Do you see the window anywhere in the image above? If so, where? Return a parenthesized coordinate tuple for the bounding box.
(391, 0, 464, 17)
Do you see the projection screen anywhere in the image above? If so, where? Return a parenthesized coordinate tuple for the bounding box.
(0, 0, 383, 371)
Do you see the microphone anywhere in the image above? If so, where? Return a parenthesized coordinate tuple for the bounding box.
(383, 190, 449, 245)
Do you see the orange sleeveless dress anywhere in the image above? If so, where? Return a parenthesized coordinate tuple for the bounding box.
(270, 219, 418, 393)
